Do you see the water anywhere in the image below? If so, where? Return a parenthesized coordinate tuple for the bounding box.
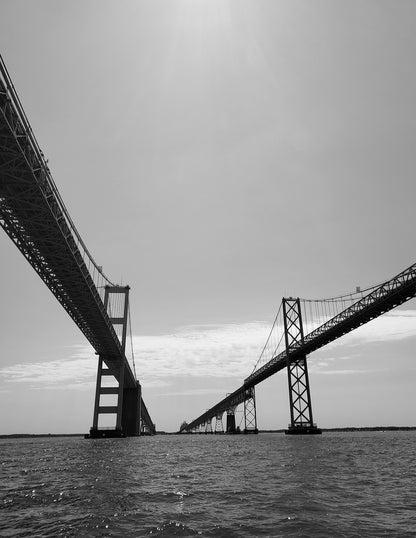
(1, 431, 415, 537)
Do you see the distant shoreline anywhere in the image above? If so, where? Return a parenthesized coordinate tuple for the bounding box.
(0, 433, 84, 439)
(1, 426, 416, 438)
(261, 426, 416, 434)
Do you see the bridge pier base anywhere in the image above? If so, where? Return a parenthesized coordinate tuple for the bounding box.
(87, 428, 125, 439)
(87, 381, 142, 438)
(285, 424, 322, 435)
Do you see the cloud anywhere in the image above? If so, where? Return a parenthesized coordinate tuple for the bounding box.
(0, 349, 96, 390)
(0, 322, 270, 390)
(305, 310, 416, 376)
(321, 309, 416, 349)
(156, 387, 227, 398)
(315, 369, 384, 376)
(133, 322, 270, 383)
(1, 310, 415, 390)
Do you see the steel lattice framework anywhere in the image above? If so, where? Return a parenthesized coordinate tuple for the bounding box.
(0, 55, 155, 434)
(181, 261, 416, 433)
(282, 298, 317, 432)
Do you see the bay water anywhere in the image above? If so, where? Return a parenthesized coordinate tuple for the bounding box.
(1, 431, 415, 537)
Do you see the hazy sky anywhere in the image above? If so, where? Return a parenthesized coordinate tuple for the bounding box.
(0, 0, 415, 433)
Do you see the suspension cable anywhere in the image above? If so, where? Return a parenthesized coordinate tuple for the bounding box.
(251, 302, 283, 374)
(128, 305, 137, 380)
(300, 282, 385, 303)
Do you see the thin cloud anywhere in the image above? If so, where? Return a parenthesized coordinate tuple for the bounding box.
(1, 311, 415, 390)
(157, 387, 227, 397)
(316, 368, 386, 376)
(0, 322, 270, 390)
(133, 321, 270, 383)
(0, 355, 96, 389)
(323, 309, 416, 348)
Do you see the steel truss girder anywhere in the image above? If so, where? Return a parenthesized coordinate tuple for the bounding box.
(244, 262, 416, 388)
(0, 89, 130, 379)
(0, 57, 156, 433)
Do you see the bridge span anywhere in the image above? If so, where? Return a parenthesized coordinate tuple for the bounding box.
(1, 53, 414, 438)
(0, 55, 155, 437)
(180, 262, 416, 435)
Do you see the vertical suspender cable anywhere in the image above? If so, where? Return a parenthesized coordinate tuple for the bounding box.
(128, 305, 137, 380)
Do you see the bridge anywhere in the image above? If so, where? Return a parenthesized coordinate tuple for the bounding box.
(180, 264, 416, 435)
(1, 54, 415, 438)
(0, 55, 155, 437)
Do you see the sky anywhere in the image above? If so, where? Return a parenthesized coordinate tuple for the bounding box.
(0, 0, 416, 434)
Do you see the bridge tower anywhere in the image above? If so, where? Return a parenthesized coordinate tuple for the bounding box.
(89, 286, 142, 438)
(226, 405, 237, 433)
(214, 412, 224, 433)
(283, 298, 321, 435)
(244, 387, 258, 434)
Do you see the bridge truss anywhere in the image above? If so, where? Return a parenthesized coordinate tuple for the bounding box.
(181, 261, 416, 434)
(0, 54, 155, 436)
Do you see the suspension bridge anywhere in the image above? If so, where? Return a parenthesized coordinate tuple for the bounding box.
(0, 55, 155, 437)
(180, 265, 416, 435)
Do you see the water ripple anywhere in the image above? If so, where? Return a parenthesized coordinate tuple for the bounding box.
(1, 432, 416, 536)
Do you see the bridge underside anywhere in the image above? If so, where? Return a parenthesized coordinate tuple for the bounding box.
(0, 59, 155, 435)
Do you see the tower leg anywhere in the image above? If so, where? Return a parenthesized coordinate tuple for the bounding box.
(244, 387, 258, 434)
(283, 298, 321, 435)
(92, 355, 104, 431)
(122, 384, 141, 436)
(226, 407, 237, 433)
(214, 412, 224, 434)
(87, 357, 125, 438)
(86, 286, 135, 438)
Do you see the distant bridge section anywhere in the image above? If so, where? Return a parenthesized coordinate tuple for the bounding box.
(245, 262, 416, 387)
(181, 262, 416, 434)
(0, 54, 155, 436)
